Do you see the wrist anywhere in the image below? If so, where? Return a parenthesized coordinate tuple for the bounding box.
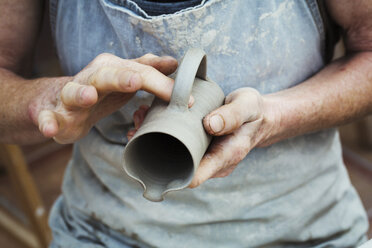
(255, 93, 283, 147)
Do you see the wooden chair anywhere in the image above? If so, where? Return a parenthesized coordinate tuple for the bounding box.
(0, 144, 51, 248)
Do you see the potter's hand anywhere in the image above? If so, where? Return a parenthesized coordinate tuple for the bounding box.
(127, 105, 150, 140)
(189, 88, 272, 188)
(32, 53, 179, 144)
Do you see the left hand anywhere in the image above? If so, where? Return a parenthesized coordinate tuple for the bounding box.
(189, 87, 269, 188)
(127, 105, 150, 140)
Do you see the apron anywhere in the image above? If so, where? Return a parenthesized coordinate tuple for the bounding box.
(48, 0, 368, 247)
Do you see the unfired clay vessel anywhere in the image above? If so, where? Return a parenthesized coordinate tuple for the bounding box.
(123, 48, 225, 202)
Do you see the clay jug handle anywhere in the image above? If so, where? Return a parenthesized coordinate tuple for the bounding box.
(169, 48, 207, 111)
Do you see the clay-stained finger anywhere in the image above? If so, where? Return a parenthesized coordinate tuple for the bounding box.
(134, 53, 178, 75)
(189, 133, 249, 188)
(189, 152, 223, 188)
(38, 110, 59, 138)
(89, 63, 191, 105)
(136, 64, 175, 102)
(203, 102, 243, 135)
(61, 82, 98, 108)
(189, 137, 229, 188)
(89, 67, 142, 93)
(203, 88, 262, 136)
(133, 105, 150, 129)
(127, 128, 137, 141)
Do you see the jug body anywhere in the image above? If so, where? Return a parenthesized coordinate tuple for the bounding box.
(123, 48, 225, 201)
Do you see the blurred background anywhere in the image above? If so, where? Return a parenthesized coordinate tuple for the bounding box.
(0, 6, 371, 248)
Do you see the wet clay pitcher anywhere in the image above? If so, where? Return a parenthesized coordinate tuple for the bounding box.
(123, 48, 225, 202)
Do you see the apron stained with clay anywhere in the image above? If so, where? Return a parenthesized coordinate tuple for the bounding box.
(48, 0, 368, 247)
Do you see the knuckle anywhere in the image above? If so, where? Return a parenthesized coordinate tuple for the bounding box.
(243, 87, 260, 95)
(142, 64, 155, 74)
(95, 53, 113, 63)
(92, 53, 119, 67)
(249, 88, 263, 103)
(119, 70, 141, 91)
(224, 94, 233, 104)
(88, 71, 100, 87)
(140, 64, 157, 79)
(96, 66, 110, 76)
(90, 67, 112, 87)
(231, 145, 248, 164)
(233, 87, 260, 102)
(227, 106, 244, 127)
(142, 53, 156, 59)
(64, 81, 76, 88)
(225, 88, 242, 102)
(230, 88, 263, 121)
(242, 88, 262, 104)
(61, 82, 76, 95)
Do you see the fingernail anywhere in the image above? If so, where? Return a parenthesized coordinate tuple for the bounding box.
(133, 115, 140, 128)
(79, 87, 86, 99)
(188, 180, 197, 188)
(42, 123, 51, 136)
(40, 123, 46, 134)
(188, 96, 194, 107)
(209, 114, 225, 133)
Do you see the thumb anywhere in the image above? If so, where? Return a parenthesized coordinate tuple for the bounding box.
(203, 88, 263, 136)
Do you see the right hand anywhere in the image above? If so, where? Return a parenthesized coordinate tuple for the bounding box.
(29, 53, 180, 144)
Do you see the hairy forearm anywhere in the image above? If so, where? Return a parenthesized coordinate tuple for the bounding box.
(0, 68, 71, 144)
(259, 52, 372, 146)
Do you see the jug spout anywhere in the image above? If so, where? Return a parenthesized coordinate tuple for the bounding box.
(143, 185, 166, 202)
(124, 132, 195, 202)
(142, 179, 191, 202)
